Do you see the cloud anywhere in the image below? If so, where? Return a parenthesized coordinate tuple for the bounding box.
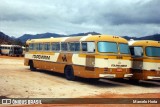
(0, 0, 160, 37)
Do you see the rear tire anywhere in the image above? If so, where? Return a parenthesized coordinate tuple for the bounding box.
(29, 61, 36, 71)
(64, 66, 75, 80)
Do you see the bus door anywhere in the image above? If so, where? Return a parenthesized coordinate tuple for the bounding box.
(8, 47, 13, 56)
(86, 55, 95, 71)
(83, 42, 95, 71)
(130, 46, 144, 79)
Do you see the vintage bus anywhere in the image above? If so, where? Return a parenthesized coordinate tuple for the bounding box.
(0, 45, 23, 56)
(24, 35, 132, 80)
(129, 40, 160, 80)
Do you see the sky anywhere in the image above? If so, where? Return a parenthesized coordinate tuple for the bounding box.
(0, 0, 160, 38)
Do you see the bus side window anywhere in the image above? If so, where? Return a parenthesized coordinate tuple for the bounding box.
(35, 43, 43, 51)
(82, 42, 87, 52)
(29, 44, 34, 51)
(35, 44, 39, 50)
(56, 43, 60, 51)
(52, 43, 60, 51)
(44, 43, 50, 51)
(61, 43, 68, 51)
(82, 42, 95, 53)
(69, 43, 75, 51)
(69, 42, 80, 52)
(39, 43, 43, 51)
(130, 46, 143, 57)
(75, 43, 80, 51)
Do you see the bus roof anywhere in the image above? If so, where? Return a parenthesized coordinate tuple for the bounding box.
(0, 44, 22, 47)
(26, 35, 128, 44)
(128, 40, 160, 47)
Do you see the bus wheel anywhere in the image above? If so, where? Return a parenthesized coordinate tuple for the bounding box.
(64, 66, 75, 80)
(29, 61, 36, 71)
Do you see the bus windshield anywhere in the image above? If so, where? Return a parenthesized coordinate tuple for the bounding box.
(146, 46, 160, 57)
(98, 42, 118, 53)
(119, 43, 130, 54)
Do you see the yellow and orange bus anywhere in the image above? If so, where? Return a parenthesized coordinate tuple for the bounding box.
(129, 40, 160, 80)
(24, 35, 132, 80)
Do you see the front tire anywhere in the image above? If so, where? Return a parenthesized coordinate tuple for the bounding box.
(64, 66, 75, 80)
(29, 61, 36, 71)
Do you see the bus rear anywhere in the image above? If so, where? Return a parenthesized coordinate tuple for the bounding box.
(129, 40, 160, 80)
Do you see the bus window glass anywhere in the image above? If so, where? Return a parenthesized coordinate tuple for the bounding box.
(55, 43, 60, 51)
(82, 42, 87, 52)
(119, 43, 130, 54)
(82, 42, 95, 53)
(44, 43, 50, 51)
(39, 43, 43, 50)
(146, 47, 160, 57)
(52, 43, 60, 51)
(75, 43, 80, 51)
(130, 46, 143, 57)
(61, 43, 68, 51)
(52, 43, 56, 51)
(69, 43, 74, 51)
(98, 42, 118, 53)
(29, 44, 34, 50)
(69, 43, 80, 52)
(35, 44, 39, 50)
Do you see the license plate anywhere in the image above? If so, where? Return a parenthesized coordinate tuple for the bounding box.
(117, 68, 122, 72)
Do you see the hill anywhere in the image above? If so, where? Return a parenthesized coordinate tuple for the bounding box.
(1, 31, 160, 45)
(18, 32, 101, 43)
(123, 34, 160, 41)
(0, 32, 23, 45)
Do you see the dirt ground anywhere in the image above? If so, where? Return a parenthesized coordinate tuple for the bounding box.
(0, 56, 160, 106)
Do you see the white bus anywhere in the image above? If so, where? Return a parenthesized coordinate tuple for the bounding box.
(0, 45, 23, 56)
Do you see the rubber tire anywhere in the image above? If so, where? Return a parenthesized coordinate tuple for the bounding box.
(29, 61, 36, 71)
(64, 66, 75, 80)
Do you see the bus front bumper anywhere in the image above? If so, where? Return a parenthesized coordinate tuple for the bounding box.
(99, 74, 133, 78)
(99, 74, 116, 78)
(147, 76, 160, 80)
(124, 74, 133, 78)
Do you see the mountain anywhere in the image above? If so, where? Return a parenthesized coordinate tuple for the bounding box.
(123, 34, 160, 41)
(1, 31, 160, 45)
(0, 32, 23, 45)
(139, 34, 160, 41)
(69, 32, 101, 36)
(18, 33, 66, 43)
(18, 32, 101, 43)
